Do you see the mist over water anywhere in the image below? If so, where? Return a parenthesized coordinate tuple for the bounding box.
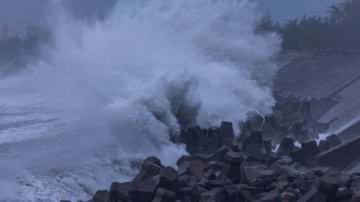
(0, 0, 280, 201)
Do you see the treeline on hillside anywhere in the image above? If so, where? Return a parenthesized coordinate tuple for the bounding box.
(257, 0, 360, 50)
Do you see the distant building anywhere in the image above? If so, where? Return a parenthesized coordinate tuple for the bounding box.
(2, 25, 9, 41)
(27, 25, 52, 39)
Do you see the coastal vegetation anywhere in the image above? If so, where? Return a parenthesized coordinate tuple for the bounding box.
(257, 0, 360, 50)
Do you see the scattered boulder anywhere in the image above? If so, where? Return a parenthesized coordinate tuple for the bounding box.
(326, 134, 342, 148)
(242, 131, 267, 161)
(218, 151, 244, 180)
(92, 190, 109, 202)
(129, 176, 160, 202)
(316, 175, 339, 193)
(109, 181, 131, 201)
(199, 187, 226, 202)
(133, 156, 162, 183)
(220, 121, 235, 138)
(178, 160, 205, 176)
(276, 137, 294, 156)
(264, 114, 288, 134)
(208, 126, 220, 138)
(152, 188, 177, 202)
(86, 115, 360, 202)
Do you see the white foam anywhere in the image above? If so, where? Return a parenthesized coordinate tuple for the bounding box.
(0, 0, 281, 201)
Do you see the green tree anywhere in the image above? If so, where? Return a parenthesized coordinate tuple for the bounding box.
(327, 4, 345, 24)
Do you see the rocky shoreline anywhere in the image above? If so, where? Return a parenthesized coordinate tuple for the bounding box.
(62, 101, 360, 202)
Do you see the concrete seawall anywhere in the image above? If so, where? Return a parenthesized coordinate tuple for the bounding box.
(313, 136, 360, 171)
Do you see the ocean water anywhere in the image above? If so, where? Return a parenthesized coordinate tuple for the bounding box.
(0, 0, 281, 201)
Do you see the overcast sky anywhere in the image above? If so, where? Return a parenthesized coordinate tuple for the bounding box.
(0, 0, 344, 38)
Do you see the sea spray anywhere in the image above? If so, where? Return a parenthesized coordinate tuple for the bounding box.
(0, 0, 281, 201)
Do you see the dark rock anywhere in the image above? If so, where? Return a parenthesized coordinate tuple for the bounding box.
(190, 185, 207, 202)
(221, 177, 237, 200)
(234, 184, 254, 201)
(336, 172, 351, 187)
(180, 130, 194, 146)
(177, 187, 193, 199)
(189, 126, 205, 142)
(201, 146, 219, 155)
(243, 165, 268, 180)
(263, 139, 272, 154)
(269, 159, 288, 172)
(259, 170, 275, 179)
(207, 173, 216, 180)
(206, 161, 223, 177)
(129, 176, 160, 202)
(193, 153, 220, 163)
(316, 175, 339, 193)
(133, 156, 162, 183)
(263, 152, 280, 167)
(289, 162, 302, 169)
(301, 140, 320, 156)
(276, 137, 294, 156)
(352, 195, 360, 202)
(243, 131, 263, 148)
(177, 175, 196, 189)
(202, 129, 208, 137)
(252, 114, 264, 131)
(208, 126, 220, 138)
(220, 121, 235, 138)
(176, 155, 194, 167)
(273, 132, 287, 147)
(207, 133, 222, 148)
(297, 187, 334, 202)
(286, 101, 315, 124)
(304, 166, 340, 180)
(218, 151, 244, 180)
(264, 114, 288, 134)
(336, 188, 353, 201)
(352, 178, 360, 196)
(240, 120, 254, 141)
(222, 137, 235, 148)
(261, 123, 276, 139)
(178, 160, 205, 176)
(326, 134, 342, 148)
(199, 187, 226, 202)
(246, 112, 264, 130)
(92, 190, 109, 202)
(290, 122, 303, 140)
(217, 145, 231, 162)
(159, 166, 178, 192)
(181, 196, 192, 202)
(291, 179, 313, 193)
(281, 165, 300, 174)
(185, 144, 198, 154)
(230, 142, 242, 152)
(275, 180, 290, 190)
(242, 131, 267, 161)
(152, 188, 177, 202)
(319, 140, 331, 153)
(281, 155, 293, 164)
(109, 181, 131, 201)
(289, 146, 308, 167)
(224, 151, 242, 164)
(258, 193, 281, 202)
